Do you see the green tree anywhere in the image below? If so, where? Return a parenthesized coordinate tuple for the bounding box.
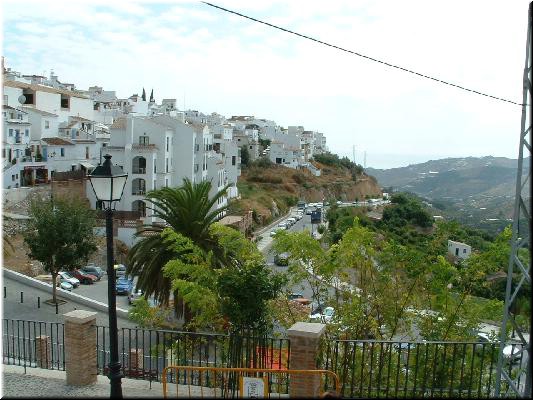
(23, 198, 97, 304)
(240, 146, 250, 167)
(127, 178, 230, 309)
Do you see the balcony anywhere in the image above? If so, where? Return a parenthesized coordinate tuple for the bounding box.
(132, 190, 146, 196)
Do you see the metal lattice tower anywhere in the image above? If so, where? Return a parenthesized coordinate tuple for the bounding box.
(494, 2, 532, 397)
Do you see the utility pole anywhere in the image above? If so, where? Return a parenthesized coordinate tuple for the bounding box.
(352, 145, 356, 164)
(494, 2, 532, 398)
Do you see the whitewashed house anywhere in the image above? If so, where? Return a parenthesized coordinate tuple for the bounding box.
(448, 240, 472, 260)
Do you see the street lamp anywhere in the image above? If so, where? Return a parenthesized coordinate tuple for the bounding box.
(88, 154, 127, 398)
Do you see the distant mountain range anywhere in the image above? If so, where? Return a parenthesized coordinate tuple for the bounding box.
(366, 156, 530, 234)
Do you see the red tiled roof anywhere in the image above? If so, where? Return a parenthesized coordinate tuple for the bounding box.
(41, 137, 74, 146)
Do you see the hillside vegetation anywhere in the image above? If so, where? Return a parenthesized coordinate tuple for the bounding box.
(229, 158, 382, 226)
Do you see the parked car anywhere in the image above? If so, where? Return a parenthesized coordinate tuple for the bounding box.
(270, 227, 285, 237)
(288, 292, 311, 306)
(114, 264, 127, 278)
(274, 252, 290, 266)
(310, 306, 335, 323)
(69, 269, 97, 285)
(287, 217, 297, 225)
(116, 277, 134, 295)
(128, 289, 144, 304)
(58, 271, 80, 287)
(81, 264, 104, 280)
(59, 281, 73, 291)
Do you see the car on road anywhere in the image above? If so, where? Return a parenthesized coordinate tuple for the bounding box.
(270, 228, 282, 237)
(274, 252, 290, 266)
(58, 271, 81, 287)
(306, 208, 314, 215)
(128, 289, 144, 304)
(116, 277, 134, 295)
(336, 201, 343, 205)
(59, 281, 74, 291)
(287, 217, 297, 225)
(114, 264, 127, 278)
(310, 306, 335, 323)
(81, 264, 104, 280)
(70, 269, 98, 285)
(288, 292, 311, 306)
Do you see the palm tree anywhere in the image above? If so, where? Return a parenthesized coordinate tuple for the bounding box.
(127, 178, 230, 308)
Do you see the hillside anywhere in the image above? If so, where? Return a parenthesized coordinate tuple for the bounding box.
(366, 156, 530, 234)
(230, 161, 382, 225)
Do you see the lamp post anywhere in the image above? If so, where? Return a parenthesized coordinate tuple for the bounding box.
(88, 154, 127, 398)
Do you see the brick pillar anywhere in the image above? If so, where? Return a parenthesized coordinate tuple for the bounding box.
(35, 335, 51, 369)
(64, 310, 97, 386)
(288, 322, 326, 398)
(129, 349, 143, 371)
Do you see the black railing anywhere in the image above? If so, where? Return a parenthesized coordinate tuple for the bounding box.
(2, 319, 65, 371)
(95, 326, 290, 387)
(322, 339, 526, 398)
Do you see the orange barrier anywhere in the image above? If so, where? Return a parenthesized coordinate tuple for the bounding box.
(162, 365, 340, 398)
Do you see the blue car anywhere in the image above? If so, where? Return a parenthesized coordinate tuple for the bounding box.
(115, 277, 133, 295)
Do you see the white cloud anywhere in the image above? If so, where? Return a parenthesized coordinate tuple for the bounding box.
(2, 0, 530, 167)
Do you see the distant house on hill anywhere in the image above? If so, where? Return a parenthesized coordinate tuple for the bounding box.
(447, 240, 472, 260)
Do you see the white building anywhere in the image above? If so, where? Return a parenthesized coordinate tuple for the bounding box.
(448, 240, 472, 260)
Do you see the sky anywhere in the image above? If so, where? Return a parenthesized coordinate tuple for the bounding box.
(1, 0, 530, 169)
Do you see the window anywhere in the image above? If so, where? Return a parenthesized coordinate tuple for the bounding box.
(463, 249, 467, 253)
(165, 178, 168, 187)
(11, 175, 15, 181)
(139, 136, 149, 145)
(195, 164, 199, 173)
(154, 162, 157, 173)
(455, 248, 459, 256)
(249, 145, 252, 149)
(8, 129, 13, 137)
(60, 148, 65, 157)
(232, 156, 236, 166)
(165, 158, 169, 173)
(25, 129, 29, 137)
(45, 121, 50, 129)
(166, 137, 169, 152)
(60, 94, 70, 109)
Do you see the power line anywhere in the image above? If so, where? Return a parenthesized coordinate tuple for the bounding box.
(202, 1, 525, 107)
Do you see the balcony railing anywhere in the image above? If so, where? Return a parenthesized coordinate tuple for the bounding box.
(132, 190, 146, 196)
(132, 167, 146, 174)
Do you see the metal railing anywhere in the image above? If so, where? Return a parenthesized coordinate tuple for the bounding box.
(322, 339, 527, 398)
(2, 319, 65, 372)
(95, 326, 290, 385)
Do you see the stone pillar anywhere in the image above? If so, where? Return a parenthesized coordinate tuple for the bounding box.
(129, 349, 144, 371)
(64, 310, 97, 386)
(288, 322, 326, 398)
(35, 335, 51, 369)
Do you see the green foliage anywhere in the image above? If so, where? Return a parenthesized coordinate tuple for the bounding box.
(23, 198, 97, 303)
(249, 157, 274, 169)
(258, 138, 271, 149)
(240, 146, 250, 167)
(313, 152, 364, 175)
(128, 297, 171, 329)
(127, 178, 230, 310)
(382, 193, 433, 228)
(217, 262, 285, 332)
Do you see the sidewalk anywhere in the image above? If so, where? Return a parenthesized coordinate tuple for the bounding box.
(2, 364, 209, 398)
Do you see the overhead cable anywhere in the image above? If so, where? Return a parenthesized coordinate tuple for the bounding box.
(202, 1, 524, 107)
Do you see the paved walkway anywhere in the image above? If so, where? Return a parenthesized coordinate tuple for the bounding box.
(2, 364, 210, 398)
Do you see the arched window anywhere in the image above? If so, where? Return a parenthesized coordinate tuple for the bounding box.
(132, 200, 146, 217)
(132, 178, 146, 196)
(132, 156, 146, 174)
